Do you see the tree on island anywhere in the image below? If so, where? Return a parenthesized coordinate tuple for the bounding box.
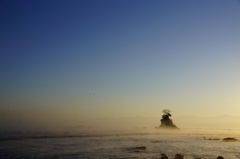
(159, 109, 178, 129)
(162, 109, 172, 119)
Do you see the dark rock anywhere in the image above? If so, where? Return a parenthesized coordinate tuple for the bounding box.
(174, 154, 185, 159)
(222, 137, 238, 142)
(125, 146, 146, 153)
(216, 156, 224, 159)
(132, 146, 146, 150)
(159, 118, 178, 129)
(158, 109, 179, 129)
(160, 154, 168, 159)
(208, 138, 220, 140)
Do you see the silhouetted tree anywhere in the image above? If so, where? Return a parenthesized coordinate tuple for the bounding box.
(162, 109, 172, 120)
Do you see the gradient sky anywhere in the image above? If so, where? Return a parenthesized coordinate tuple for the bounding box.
(1, 0, 240, 130)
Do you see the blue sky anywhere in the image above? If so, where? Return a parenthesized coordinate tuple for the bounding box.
(1, 0, 240, 130)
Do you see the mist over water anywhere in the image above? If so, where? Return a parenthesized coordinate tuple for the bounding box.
(1, 110, 240, 158)
(1, 127, 240, 159)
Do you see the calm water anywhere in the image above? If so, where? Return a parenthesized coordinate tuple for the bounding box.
(1, 129, 240, 159)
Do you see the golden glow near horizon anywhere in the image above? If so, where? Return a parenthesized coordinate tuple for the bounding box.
(1, 1, 240, 131)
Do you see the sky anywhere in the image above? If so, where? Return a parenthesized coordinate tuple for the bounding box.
(1, 0, 240, 131)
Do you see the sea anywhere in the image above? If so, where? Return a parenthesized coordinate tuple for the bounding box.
(0, 128, 240, 159)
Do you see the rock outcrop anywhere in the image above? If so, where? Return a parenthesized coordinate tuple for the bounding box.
(222, 137, 238, 142)
(160, 154, 168, 159)
(159, 117, 178, 129)
(158, 109, 178, 129)
(174, 154, 185, 159)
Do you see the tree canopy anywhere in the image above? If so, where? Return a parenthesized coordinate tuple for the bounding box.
(162, 109, 172, 119)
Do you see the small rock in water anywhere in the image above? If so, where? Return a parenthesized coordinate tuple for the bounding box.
(160, 153, 168, 159)
(222, 137, 238, 142)
(133, 146, 146, 150)
(208, 138, 220, 140)
(174, 154, 185, 159)
(216, 156, 224, 159)
(125, 146, 146, 153)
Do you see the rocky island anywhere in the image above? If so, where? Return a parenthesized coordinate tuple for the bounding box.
(158, 109, 178, 129)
